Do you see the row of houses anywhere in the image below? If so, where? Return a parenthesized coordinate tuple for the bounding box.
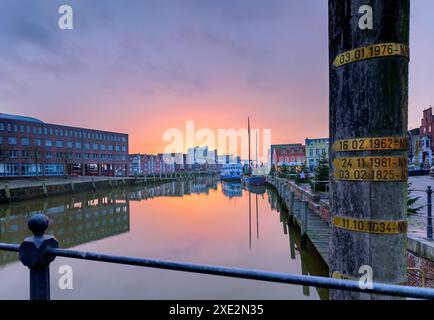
(270, 138, 329, 171)
(129, 147, 241, 176)
(408, 107, 434, 168)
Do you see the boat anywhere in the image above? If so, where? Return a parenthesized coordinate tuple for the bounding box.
(220, 163, 243, 181)
(222, 181, 243, 198)
(243, 117, 269, 187)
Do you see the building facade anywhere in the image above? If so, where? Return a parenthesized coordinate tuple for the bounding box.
(0, 113, 129, 178)
(270, 144, 306, 166)
(305, 138, 329, 171)
(416, 107, 434, 167)
(129, 154, 175, 176)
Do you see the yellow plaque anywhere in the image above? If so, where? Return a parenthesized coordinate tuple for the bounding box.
(333, 43, 409, 68)
(334, 168, 408, 182)
(332, 137, 408, 152)
(333, 156, 407, 170)
(333, 216, 407, 234)
(332, 272, 355, 281)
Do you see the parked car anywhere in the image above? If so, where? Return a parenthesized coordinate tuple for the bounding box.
(429, 166, 434, 178)
(409, 164, 430, 177)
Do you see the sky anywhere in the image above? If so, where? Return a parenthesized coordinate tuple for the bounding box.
(0, 0, 433, 155)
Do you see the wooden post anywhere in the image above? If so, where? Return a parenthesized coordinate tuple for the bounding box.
(329, 0, 409, 299)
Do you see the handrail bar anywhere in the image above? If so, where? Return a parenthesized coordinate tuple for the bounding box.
(2, 242, 431, 300)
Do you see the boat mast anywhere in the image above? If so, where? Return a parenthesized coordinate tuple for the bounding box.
(256, 131, 258, 169)
(248, 117, 251, 176)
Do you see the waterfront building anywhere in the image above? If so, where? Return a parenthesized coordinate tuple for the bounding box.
(270, 144, 306, 167)
(305, 138, 329, 171)
(416, 107, 434, 167)
(128, 154, 175, 176)
(0, 113, 129, 178)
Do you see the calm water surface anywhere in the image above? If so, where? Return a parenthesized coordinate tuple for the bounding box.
(0, 177, 328, 299)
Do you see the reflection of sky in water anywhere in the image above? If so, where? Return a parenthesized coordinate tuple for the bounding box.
(0, 178, 327, 300)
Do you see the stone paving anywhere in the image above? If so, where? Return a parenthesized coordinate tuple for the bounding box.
(408, 175, 434, 239)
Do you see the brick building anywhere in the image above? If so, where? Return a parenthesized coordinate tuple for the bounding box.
(0, 113, 129, 177)
(270, 144, 306, 166)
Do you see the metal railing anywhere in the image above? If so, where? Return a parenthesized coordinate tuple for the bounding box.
(409, 186, 433, 240)
(1, 214, 434, 300)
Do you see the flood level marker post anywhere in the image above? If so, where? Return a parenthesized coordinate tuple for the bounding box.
(329, 0, 410, 299)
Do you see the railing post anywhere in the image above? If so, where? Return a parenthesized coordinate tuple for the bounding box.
(19, 214, 59, 300)
(300, 201, 308, 249)
(427, 186, 433, 240)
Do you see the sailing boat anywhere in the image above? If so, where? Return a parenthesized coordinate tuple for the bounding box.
(243, 117, 268, 186)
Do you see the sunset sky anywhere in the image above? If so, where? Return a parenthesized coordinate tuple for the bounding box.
(0, 0, 433, 155)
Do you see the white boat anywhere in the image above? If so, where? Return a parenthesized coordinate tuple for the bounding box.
(220, 163, 243, 181)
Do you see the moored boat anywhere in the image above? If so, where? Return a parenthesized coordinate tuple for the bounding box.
(220, 163, 243, 181)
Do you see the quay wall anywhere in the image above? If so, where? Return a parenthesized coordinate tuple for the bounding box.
(267, 176, 434, 288)
(0, 172, 214, 204)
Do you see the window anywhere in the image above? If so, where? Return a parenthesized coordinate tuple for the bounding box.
(45, 140, 52, 147)
(122, 146, 127, 152)
(93, 144, 98, 151)
(46, 152, 52, 160)
(56, 141, 63, 148)
(44, 128, 48, 135)
(34, 139, 41, 146)
(85, 153, 90, 160)
(101, 154, 106, 160)
(9, 150, 18, 158)
(115, 146, 120, 152)
(45, 164, 64, 176)
(85, 143, 90, 150)
(309, 150, 313, 157)
(93, 153, 98, 160)
(0, 123, 4, 131)
(0, 137, 2, 144)
(75, 142, 82, 149)
(0, 163, 19, 177)
(21, 164, 43, 176)
(108, 145, 113, 151)
(101, 144, 106, 151)
(21, 138, 30, 146)
(22, 151, 30, 158)
(76, 153, 82, 159)
(122, 155, 126, 161)
(57, 152, 64, 159)
(8, 137, 17, 145)
(66, 141, 73, 148)
(20, 125, 24, 133)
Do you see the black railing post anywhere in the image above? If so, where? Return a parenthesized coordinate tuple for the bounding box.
(19, 214, 59, 300)
(427, 186, 433, 240)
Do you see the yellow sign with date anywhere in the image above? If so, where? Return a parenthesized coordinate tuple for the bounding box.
(334, 167, 408, 182)
(332, 137, 408, 152)
(333, 216, 408, 235)
(333, 156, 407, 170)
(333, 156, 408, 181)
(333, 43, 410, 68)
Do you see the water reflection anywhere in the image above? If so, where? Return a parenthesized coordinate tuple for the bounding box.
(0, 176, 328, 299)
(222, 182, 243, 198)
